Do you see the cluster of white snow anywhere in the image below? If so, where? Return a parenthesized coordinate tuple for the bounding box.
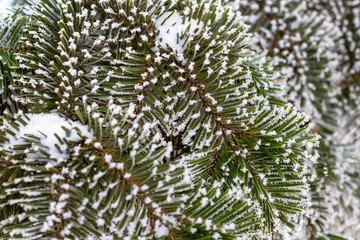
(2, 112, 94, 161)
(0, 0, 13, 17)
(154, 11, 203, 55)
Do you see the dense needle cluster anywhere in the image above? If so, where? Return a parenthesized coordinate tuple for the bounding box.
(0, 0, 319, 239)
(225, 0, 360, 239)
(225, 0, 340, 124)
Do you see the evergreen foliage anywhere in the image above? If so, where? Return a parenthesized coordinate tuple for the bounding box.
(225, 0, 339, 127)
(0, 8, 28, 114)
(0, 0, 321, 239)
(225, 0, 360, 239)
(310, 1, 360, 238)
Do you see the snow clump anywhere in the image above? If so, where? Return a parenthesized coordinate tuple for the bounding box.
(2, 113, 94, 161)
(154, 11, 203, 55)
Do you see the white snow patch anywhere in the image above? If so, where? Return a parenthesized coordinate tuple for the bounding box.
(0, 0, 13, 17)
(154, 11, 203, 55)
(4, 113, 94, 161)
(154, 224, 169, 238)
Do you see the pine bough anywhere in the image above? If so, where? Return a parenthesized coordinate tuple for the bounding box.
(224, 1, 360, 239)
(0, 0, 318, 239)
